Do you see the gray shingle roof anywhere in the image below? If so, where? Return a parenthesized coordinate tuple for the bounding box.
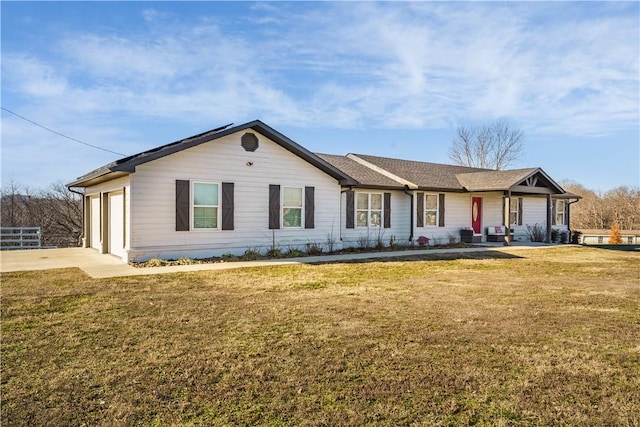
(455, 168, 539, 191)
(315, 153, 403, 188)
(350, 154, 490, 191)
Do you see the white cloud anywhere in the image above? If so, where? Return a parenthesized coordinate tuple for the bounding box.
(3, 2, 638, 139)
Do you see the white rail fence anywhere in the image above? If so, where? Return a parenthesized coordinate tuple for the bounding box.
(0, 227, 42, 250)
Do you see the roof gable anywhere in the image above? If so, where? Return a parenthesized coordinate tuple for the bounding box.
(456, 168, 566, 194)
(68, 120, 354, 187)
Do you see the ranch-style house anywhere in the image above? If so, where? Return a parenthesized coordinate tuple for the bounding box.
(67, 120, 578, 262)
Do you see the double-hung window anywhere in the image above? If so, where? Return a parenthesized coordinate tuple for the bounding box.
(356, 193, 382, 227)
(555, 200, 566, 225)
(283, 187, 303, 228)
(193, 182, 219, 229)
(510, 199, 519, 226)
(425, 194, 438, 226)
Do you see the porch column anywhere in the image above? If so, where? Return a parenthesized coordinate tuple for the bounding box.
(503, 191, 511, 245)
(546, 194, 552, 243)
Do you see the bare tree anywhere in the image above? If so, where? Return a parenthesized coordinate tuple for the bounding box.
(561, 180, 640, 231)
(1, 181, 82, 247)
(448, 119, 524, 170)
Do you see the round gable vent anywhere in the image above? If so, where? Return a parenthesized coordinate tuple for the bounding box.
(241, 133, 259, 152)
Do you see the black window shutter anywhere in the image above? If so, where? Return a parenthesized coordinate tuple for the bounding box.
(517, 197, 523, 226)
(438, 194, 446, 227)
(345, 190, 354, 229)
(269, 185, 280, 229)
(416, 192, 424, 227)
(305, 186, 315, 229)
(383, 192, 391, 228)
(221, 182, 234, 230)
(175, 180, 190, 231)
(551, 200, 557, 226)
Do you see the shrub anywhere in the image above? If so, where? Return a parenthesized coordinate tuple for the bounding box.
(357, 233, 371, 249)
(559, 230, 569, 243)
(526, 224, 546, 242)
(609, 223, 622, 244)
(221, 253, 237, 262)
(266, 248, 282, 258)
(145, 258, 168, 267)
(325, 233, 337, 253)
(242, 247, 262, 260)
(175, 257, 196, 265)
(284, 247, 305, 257)
(571, 230, 582, 244)
(306, 242, 324, 256)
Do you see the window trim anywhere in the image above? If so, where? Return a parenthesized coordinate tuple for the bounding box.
(282, 186, 304, 229)
(424, 193, 439, 227)
(191, 181, 220, 231)
(355, 192, 383, 228)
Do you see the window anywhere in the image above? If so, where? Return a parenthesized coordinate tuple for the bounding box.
(283, 187, 303, 228)
(193, 182, 219, 229)
(425, 194, 438, 226)
(555, 200, 566, 225)
(510, 198, 519, 226)
(356, 193, 382, 227)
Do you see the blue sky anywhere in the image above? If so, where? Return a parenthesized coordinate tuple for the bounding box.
(2, 1, 638, 192)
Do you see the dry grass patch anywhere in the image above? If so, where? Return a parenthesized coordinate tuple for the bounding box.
(2, 246, 639, 426)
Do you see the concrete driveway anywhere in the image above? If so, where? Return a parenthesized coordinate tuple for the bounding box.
(1, 244, 555, 279)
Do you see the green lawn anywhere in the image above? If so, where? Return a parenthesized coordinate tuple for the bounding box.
(2, 246, 639, 426)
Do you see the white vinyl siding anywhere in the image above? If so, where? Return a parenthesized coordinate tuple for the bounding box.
(128, 131, 341, 261)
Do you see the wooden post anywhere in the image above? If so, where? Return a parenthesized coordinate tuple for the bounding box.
(546, 194, 552, 243)
(504, 191, 511, 245)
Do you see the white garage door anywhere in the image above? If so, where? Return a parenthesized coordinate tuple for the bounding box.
(108, 192, 125, 258)
(90, 196, 101, 250)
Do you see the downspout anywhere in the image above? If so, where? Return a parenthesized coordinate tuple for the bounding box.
(67, 186, 85, 246)
(567, 198, 580, 243)
(403, 185, 414, 242)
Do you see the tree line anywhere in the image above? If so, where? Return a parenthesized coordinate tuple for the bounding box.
(1, 181, 82, 248)
(560, 182, 640, 231)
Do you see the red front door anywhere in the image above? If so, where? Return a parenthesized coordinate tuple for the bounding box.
(472, 197, 483, 234)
